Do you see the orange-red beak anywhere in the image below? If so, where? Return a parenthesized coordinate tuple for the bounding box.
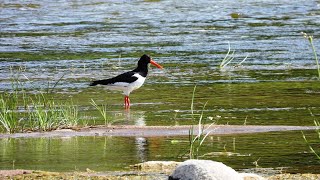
(150, 59, 163, 69)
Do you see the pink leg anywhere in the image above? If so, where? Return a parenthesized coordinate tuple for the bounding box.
(127, 96, 130, 107)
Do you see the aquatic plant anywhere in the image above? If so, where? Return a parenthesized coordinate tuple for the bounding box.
(0, 73, 81, 133)
(27, 94, 80, 131)
(0, 93, 19, 133)
(302, 109, 320, 160)
(28, 94, 59, 131)
(60, 101, 80, 127)
(188, 85, 216, 159)
(90, 99, 111, 126)
(302, 32, 320, 79)
(219, 42, 248, 69)
(0, 92, 81, 133)
(219, 42, 235, 68)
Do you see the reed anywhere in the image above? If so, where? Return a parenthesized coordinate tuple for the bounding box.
(90, 99, 110, 126)
(0, 93, 19, 133)
(219, 42, 248, 69)
(301, 109, 320, 160)
(28, 94, 57, 131)
(302, 32, 320, 79)
(219, 42, 235, 68)
(60, 101, 79, 127)
(27, 93, 79, 131)
(188, 85, 216, 159)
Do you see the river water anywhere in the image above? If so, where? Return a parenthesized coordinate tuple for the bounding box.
(1, 0, 320, 174)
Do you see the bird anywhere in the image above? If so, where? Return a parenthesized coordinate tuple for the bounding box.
(90, 54, 163, 108)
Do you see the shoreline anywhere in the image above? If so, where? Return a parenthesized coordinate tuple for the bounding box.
(1, 168, 319, 180)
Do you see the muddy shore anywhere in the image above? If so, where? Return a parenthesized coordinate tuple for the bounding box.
(1, 169, 320, 180)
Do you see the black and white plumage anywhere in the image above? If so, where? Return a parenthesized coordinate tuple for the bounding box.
(90, 54, 163, 108)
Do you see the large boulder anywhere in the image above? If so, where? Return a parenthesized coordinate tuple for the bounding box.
(169, 160, 264, 180)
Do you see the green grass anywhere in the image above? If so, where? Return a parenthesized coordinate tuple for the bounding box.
(0, 74, 81, 133)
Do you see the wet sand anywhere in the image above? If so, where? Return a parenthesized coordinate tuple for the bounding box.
(1, 168, 320, 180)
(0, 125, 317, 138)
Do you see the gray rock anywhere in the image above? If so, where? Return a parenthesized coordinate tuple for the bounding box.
(169, 160, 264, 180)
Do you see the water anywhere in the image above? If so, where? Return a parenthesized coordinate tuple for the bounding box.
(0, 131, 319, 174)
(1, 0, 320, 174)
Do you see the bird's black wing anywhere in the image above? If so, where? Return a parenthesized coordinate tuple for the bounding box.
(90, 71, 138, 86)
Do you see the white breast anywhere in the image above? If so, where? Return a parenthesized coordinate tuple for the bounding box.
(128, 73, 146, 91)
(103, 73, 146, 96)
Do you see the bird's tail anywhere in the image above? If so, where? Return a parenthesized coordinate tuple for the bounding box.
(90, 79, 111, 86)
(89, 80, 100, 86)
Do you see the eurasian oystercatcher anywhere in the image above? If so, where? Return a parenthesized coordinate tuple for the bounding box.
(90, 54, 163, 108)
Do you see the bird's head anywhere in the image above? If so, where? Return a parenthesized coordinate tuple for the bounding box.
(139, 54, 163, 69)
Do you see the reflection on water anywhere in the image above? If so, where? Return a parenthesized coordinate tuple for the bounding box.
(123, 109, 146, 126)
(135, 137, 147, 162)
(108, 109, 146, 125)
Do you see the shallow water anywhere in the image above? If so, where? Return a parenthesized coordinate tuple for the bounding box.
(0, 131, 319, 174)
(1, 0, 320, 174)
